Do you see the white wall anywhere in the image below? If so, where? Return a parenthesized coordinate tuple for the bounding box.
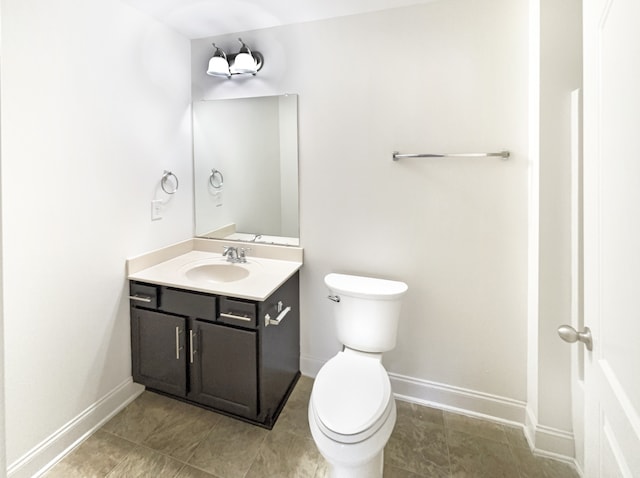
(1, 0, 192, 473)
(192, 0, 531, 420)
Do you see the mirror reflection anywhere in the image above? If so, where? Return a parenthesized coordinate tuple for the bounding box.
(193, 94, 299, 246)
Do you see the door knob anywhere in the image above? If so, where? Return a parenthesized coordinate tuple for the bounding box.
(557, 325, 593, 351)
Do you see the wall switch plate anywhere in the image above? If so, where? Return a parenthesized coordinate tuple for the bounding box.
(151, 200, 163, 220)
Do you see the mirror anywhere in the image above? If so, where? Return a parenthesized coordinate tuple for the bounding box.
(193, 94, 299, 246)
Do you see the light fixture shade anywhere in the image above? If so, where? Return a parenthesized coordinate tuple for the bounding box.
(207, 56, 230, 77)
(206, 43, 230, 78)
(230, 52, 258, 74)
(230, 38, 259, 74)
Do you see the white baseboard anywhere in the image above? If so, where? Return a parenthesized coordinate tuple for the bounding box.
(300, 354, 324, 378)
(8, 378, 144, 478)
(525, 404, 576, 462)
(301, 354, 575, 461)
(389, 371, 528, 425)
(302, 354, 527, 425)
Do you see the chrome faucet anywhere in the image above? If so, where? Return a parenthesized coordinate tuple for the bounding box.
(223, 246, 250, 263)
(223, 246, 238, 262)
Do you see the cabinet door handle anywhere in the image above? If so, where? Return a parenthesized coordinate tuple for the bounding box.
(189, 330, 197, 364)
(129, 294, 152, 303)
(219, 312, 252, 322)
(265, 306, 292, 327)
(175, 326, 182, 359)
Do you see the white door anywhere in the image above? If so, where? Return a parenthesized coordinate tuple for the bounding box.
(582, 0, 640, 476)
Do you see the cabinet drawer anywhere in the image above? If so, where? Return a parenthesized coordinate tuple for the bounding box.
(219, 297, 257, 328)
(129, 282, 159, 309)
(161, 288, 217, 321)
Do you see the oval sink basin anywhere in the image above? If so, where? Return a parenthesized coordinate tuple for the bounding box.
(184, 263, 251, 283)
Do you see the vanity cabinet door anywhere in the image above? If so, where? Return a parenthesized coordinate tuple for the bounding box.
(189, 320, 258, 419)
(131, 309, 187, 397)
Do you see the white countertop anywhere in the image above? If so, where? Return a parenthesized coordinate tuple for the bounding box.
(128, 246, 302, 301)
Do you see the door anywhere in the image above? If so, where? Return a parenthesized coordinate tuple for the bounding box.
(131, 309, 187, 397)
(188, 320, 258, 419)
(582, 0, 640, 475)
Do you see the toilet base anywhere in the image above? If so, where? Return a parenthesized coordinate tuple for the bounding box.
(325, 450, 383, 478)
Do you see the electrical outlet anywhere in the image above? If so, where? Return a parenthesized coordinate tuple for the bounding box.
(151, 200, 163, 221)
(214, 191, 223, 207)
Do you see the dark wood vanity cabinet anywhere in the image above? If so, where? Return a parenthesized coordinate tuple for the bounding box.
(129, 272, 300, 428)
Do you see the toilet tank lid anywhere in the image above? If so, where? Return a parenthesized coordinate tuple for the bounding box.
(324, 273, 408, 300)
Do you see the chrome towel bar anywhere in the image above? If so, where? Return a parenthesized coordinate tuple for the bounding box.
(392, 150, 510, 161)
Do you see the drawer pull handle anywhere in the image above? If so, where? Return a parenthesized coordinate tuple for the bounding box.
(129, 294, 152, 303)
(265, 306, 292, 327)
(220, 312, 252, 322)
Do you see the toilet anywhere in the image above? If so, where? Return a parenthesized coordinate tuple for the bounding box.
(308, 273, 408, 478)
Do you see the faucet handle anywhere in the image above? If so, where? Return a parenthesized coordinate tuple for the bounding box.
(238, 247, 251, 262)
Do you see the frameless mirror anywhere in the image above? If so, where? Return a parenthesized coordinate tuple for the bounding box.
(193, 94, 299, 246)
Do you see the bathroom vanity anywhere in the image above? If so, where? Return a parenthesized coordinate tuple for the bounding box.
(127, 239, 302, 428)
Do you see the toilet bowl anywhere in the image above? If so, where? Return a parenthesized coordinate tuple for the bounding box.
(309, 349, 397, 477)
(308, 273, 407, 478)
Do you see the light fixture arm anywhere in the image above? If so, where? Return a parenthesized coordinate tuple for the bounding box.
(237, 38, 251, 55)
(212, 43, 226, 60)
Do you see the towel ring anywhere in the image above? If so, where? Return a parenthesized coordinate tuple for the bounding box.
(209, 169, 224, 189)
(161, 170, 179, 195)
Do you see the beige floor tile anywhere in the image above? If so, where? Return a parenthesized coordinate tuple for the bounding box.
(105, 443, 184, 477)
(42, 430, 131, 478)
(272, 376, 314, 439)
(188, 415, 269, 478)
(538, 456, 580, 478)
(175, 464, 222, 478)
(444, 412, 509, 444)
(245, 429, 320, 478)
(396, 399, 446, 427)
(386, 402, 451, 477)
(503, 424, 531, 450)
(383, 464, 430, 477)
(511, 446, 546, 478)
(313, 457, 331, 478)
(141, 399, 222, 461)
(448, 429, 519, 478)
(102, 391, 178, 444)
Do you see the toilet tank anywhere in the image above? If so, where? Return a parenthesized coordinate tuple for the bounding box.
(325, 273, 408, 353)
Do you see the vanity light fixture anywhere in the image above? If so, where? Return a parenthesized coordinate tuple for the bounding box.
(206, 38, 263, 78)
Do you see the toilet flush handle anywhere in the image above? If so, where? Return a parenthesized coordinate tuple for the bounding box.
(327, 295, 340, 302)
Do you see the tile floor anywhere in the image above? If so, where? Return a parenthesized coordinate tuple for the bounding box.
(43, 377, 579, 478)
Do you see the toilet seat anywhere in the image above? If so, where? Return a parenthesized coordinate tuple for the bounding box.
(311, 352, 392, 444)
